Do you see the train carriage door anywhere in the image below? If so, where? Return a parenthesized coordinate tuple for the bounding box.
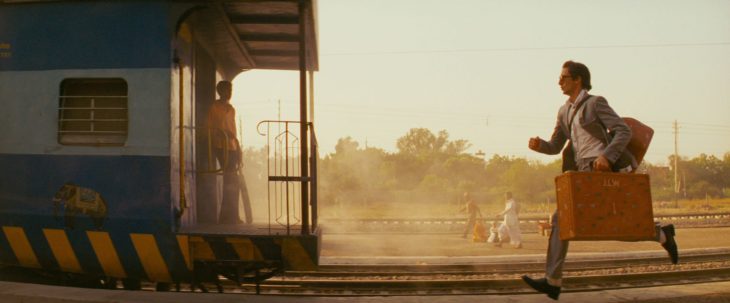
(192, 39, 219, 224)
(172, 20, 197, 228)
(174, 9, 230, 227)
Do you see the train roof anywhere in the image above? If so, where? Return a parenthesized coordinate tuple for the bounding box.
(1, 0, 319, 72)
(189, 0, 319, 72)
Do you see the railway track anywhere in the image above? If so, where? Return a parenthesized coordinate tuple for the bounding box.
(253, 267, 730, 296)
(289, 249, 730, 276)
(322, 212, 730, 226)
(205, 250, 730, 295)
(320, 213, 730, 234)
(4, 250, 729, 297)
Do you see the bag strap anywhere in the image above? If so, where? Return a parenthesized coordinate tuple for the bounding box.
(567, 95, 595, 135)
(562, 95, 595, 172)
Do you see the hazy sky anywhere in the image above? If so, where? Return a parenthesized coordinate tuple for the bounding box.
(232, 0, 730, 165)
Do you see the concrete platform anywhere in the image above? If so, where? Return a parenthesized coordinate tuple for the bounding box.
(1, 280, 730, 303)
(320, 246, 730, 266)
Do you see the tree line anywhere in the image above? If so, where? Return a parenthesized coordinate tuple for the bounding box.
(317, 128, 730, 209)
(243, 128, 730, 215)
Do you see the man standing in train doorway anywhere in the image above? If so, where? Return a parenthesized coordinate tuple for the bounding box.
(522, 61, 679, 300)
(207, 80, 243, 224)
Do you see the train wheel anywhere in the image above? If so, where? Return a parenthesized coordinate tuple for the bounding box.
(122, 278, 141, 290)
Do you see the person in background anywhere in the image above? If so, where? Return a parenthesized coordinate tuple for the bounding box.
(522, 60, 678, 300)
(497, 191, 522, 248)
(459, 192, 482, 238)
(488, 221, 501, 246)
(472, 219, 488, 242)
(207, 80, 242, 224)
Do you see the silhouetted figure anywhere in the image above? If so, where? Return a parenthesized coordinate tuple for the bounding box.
(207, 81, 242, 224)
(459, 192, 482, 238)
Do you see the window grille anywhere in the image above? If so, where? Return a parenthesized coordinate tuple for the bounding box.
(58, 79, 128, 146)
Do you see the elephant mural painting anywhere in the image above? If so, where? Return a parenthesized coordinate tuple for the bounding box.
(53, 183, 108, 229)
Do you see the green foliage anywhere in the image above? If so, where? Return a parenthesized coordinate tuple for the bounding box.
(652, 152, 730, 200)
(317, 129, 730, 217)
(396, 128, 470, 158)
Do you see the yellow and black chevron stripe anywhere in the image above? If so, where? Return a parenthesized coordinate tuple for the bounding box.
(0, 226, 320, 281)
(0, 226, 185, 282)
(186, 233, 319, 271)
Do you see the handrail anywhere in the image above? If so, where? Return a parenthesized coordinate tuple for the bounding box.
(256, 120, 303, 136)
(178, 62, 187, 216)
(257, 120, 319, 235)
(308, 122, 319, 232)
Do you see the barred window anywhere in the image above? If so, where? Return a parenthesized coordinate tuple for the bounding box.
(58, 79, 128, 146)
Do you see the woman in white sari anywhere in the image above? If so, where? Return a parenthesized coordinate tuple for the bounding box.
(498, 191, 522, 248)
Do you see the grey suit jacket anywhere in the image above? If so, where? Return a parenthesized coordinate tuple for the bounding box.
(536, 94, 635, 171)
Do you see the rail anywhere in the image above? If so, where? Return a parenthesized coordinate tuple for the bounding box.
(150, 250, 730, 295)
(322, 212, 730, 225)
(5, 250, 730, 296)
(319, 212, 730, 234)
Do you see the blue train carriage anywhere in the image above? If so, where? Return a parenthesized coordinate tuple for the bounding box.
(0, 0, 320, 290)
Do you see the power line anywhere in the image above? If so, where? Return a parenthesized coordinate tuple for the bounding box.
(682, 122, 730, 129)
(322, 42, 730, 57)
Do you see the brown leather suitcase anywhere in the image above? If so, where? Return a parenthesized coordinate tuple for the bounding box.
(622, 117, 654, 168)
(556, 171, 656, 241)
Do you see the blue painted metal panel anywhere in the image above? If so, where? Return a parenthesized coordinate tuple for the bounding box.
(0, 154, 171, 221)
(0, 228, 13, 265)
(0, 2, 171, 71)
(0, 154, 191, 279)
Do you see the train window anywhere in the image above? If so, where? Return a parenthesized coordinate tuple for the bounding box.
(58, 78, 128, 146)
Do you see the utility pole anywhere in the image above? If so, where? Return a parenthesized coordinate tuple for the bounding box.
(276, 99, 282, 138)
(673, 120, 679, 193)
(673, 120, 679, 207)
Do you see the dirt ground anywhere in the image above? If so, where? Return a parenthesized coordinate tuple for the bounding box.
(320, 226, 730, 257)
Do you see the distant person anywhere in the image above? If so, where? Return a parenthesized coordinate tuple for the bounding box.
(497, 192, 522, 248)
(472, 219, 488, 242)
(522, 60, 678, 300)
(459, 192, 482, 238)
(207, 80, 243, 224)
(487, 221, 500, 245)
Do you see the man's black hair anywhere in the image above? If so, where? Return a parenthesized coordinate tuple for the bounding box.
(563, 60, 592, 91)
